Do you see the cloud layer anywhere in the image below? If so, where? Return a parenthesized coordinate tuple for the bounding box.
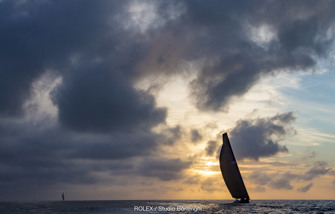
(249, 161, 331, 192)
(1, 1, 335, 117)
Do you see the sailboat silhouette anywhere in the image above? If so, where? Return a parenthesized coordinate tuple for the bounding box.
(219, 133, 249, 203)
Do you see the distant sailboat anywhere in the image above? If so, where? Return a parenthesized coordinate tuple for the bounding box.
(219, 133, 249, 203)
(62, 193, 65, 201)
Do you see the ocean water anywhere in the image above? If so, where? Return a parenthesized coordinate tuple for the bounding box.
(0, 200, 335, 214)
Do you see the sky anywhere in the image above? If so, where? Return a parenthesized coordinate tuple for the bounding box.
(0, 0, 335, 201)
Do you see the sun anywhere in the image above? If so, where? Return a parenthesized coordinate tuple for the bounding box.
(191, 160, 220, 176)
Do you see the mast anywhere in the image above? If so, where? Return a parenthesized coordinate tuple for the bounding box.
(219, 133, 249, 203)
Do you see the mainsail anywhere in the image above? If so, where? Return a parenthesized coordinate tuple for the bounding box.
(219, 133, 249, 203)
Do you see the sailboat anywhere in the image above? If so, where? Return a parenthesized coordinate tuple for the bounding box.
(219, 133, 249, 203)
(62, 193, 65, 201)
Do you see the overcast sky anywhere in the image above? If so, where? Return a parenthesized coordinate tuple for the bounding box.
(0, 0, 335, 200)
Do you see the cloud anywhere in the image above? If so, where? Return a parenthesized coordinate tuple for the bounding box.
(297, 183, 313, 193)
(160, 125, 183, 145)
(269, 172, 298, 190)
(302, 150, 317, 160)
(69, 132, 160, 160)
(183, 175, 200, 185)
(51, 64, 166, 133)
(230, 112, 295, 160)
(249, 161, 330, 192)
(249, 171, 272, 186)
(250, 171, 298, 191)
(302, 161, 330, 181)
(0, 0, 175, 199)
(137, 158, 191, 181)
(200, 177, 224, 193)
(190, 129, 202, 143)
(205, 140, 218, 156)
(184, 1, 335, 111)
(0, 118, 186, 200)
(1, 1, 335, 117)
(254, 186, 266, 193)
(0, 0, 127, 117)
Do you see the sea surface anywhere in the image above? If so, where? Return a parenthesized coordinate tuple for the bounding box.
(0, 200, 335, 214)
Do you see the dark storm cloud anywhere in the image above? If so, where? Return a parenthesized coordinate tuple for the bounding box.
(0, 119, 186, 200)
(0, 124, 99, 199)
(0, 0, 127, 117)
(1, 0, 335, 121)
(0, 0, 175, 199)
(52, 63, 166, 132)
(69, 131, 160, 160)
(0, 119, 187, 200)
(0, 120, 183, 166)
(0, 0, 165, 132)
(230, 112, 295, 160)
(0, 120, 149, 173)
(190, 129, 202, 143)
